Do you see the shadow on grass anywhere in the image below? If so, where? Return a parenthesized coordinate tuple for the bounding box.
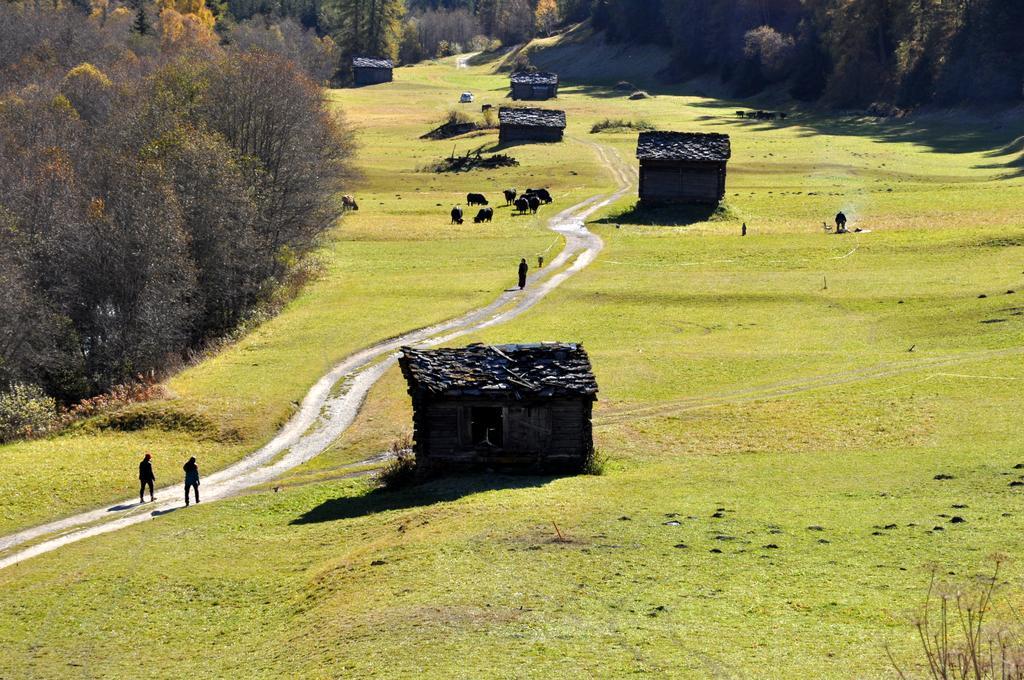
(688, 97, 1024, 159)
(595, 201, 726, 227)
(482, 139, 567, 153)
(291, 474, 555, 524)
(561, 77, 1024, 160)
(464, 49, 512, 69)
(562, 83, 650, 100)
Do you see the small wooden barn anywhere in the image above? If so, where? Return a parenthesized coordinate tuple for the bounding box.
(510, 71, 559, 100)
(352, 56, 393, 86)
(398, 343, 598, 474)
(636, 131, 732, 205)
(498, 107, 566, 143)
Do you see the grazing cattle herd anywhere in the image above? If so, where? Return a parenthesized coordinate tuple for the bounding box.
(344, 187, 553, 225)
(447, 186, 553, 223)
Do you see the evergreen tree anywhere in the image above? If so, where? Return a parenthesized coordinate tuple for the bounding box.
(331, 0, 403, 60)
(133, 4, 152, 35)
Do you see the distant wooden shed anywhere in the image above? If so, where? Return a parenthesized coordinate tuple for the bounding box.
(398, 343, 598, 474)
(352, 56, 393, 86)
(498, 107, 566, 143)
(636, 131, 732, 204)
(510, 71, 559, 100)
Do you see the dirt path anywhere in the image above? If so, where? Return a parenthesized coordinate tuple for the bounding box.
(0, 139, 635, 571)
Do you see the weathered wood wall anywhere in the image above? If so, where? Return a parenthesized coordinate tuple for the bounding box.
(411, 396, 592, 474)
(639, 160, 727, 204)
(511, 83, 558, 100)
(499, 125, 564, 143)
(353, 67, 393, 86)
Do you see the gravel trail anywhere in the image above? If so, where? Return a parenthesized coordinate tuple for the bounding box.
(0, 140, 635, 571)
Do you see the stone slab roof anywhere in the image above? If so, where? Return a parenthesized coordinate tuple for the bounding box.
(498, 107, 567, 129)
(636, 131, 732, 162)
(510, 71, 559, 85)
(352, 56, 393, 69)
(399, 343, 598, 399)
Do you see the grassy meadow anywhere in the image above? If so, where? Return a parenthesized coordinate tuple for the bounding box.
(1, 52, 1024, 678)
(0, 60, 613, 535)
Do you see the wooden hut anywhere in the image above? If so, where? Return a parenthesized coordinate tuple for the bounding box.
(398, 343, 598, 474)
(498, 107, 566, 143)
(352, 56, 393, 86)
(636, 131, 732, 204)
(510, 71, 559, 100)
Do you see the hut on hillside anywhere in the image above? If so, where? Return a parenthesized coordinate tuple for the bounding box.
(510, 71, 559, 100)
(398, 343, 598, 475)
(352, 57, 393, 86)
(636, 131, 731, 205)
(498, 107, 566, 143)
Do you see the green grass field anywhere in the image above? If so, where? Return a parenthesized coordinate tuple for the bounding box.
(1, 52, 1023, 678)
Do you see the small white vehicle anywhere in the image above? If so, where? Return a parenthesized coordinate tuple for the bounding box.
(459, 92, 474, 103)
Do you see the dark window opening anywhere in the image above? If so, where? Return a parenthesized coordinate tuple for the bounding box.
(470, 407, 504, 448)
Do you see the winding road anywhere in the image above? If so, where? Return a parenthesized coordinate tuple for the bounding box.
(0, 139, 637, 571)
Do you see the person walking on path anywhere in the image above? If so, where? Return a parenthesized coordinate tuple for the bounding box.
(139, 454, 155, 504)
(518, 258, 528, 290)
(183, 457, 200, 507)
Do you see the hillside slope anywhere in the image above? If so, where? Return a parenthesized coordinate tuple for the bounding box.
(491, 22, 672, 86)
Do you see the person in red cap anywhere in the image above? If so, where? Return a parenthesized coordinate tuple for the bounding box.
(139, 454, 156, 503)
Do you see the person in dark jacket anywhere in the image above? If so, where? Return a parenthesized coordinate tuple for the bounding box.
(835, 211, 848, 233)
(139, 453, 155, 503)
(518, 258, 528, 290)
(183, 457, 200, 507)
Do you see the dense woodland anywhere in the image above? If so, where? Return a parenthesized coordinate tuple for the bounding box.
(0, 0, 354, 435)
(396, 0, 1024, 107)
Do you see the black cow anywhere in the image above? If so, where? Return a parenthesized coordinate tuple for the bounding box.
(525, 188, 552, 204)
(514, 197, 529, 215)
(527, 195, 540, 214)
(467, 193, 488, 206)
(451, 206, 464, 224)
(474, 207, 494, 223)
(778, 112, 788, 120)
(503, 189, 517, 205)
(736, 111, 746, 118)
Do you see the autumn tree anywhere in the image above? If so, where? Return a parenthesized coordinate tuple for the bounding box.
(535, 0, 559, 37)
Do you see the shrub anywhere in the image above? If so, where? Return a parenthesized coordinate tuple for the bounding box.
(469, 35, 493, 52)
(377, 438, 418, 491)
(0, 383, 57, 442)
(443, 108, 475, 126)
(614, 80, 636, 91)
(590, 117, 654, 133)
(511, 52, 535, 73)
(57, 377, 167, 426)
(582, 448, 607, 476)
(629, 90, 650, 100)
